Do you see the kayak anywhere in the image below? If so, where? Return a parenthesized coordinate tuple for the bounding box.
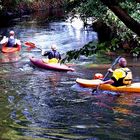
(76, 78, 140, 93)
(1, 43, 21, 53)
(29, 56, 75, 72)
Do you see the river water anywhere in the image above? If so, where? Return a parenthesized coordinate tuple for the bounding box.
(0, 11, 140, 140)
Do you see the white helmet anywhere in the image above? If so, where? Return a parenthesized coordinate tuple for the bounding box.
(51, 44, 57, 50)
(9, 30, 15, 35)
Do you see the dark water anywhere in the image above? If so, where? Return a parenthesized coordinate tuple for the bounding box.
(0, 11, 140, 140)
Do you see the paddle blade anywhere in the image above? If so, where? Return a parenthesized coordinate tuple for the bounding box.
(23, 42, 36, 51)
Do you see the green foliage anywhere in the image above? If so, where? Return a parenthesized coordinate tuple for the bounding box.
(120, 1, 140, 20)
(69, 0, 140, 37)
(78, 0, 107, 18)
(129, 36, 140, 56)
(63, 0, 140, 61)
(61, 41, 97, 63)
(0, 0, 33, 12)
(95, 38, 120, 53)
(0, 0, 64, 13)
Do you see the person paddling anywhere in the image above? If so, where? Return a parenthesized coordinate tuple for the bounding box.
(101, 57, 132, 86)
(0, 30, 21, 47)
(42, 44, 61, 63)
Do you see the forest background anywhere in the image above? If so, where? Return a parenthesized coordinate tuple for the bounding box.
(0, 0, 140, 61)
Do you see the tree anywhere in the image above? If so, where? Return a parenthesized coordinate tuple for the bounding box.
(66, 0, 140, 36)
(100, 0, 140, 36)
(62, 0, 140, 61)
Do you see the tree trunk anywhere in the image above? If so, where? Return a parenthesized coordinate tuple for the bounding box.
(101, 0, 140, 36)
(136, 0, 140, 3)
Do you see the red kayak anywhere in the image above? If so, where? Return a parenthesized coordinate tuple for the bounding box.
(1, 43, 21, 53)
(29, 56, 75, 72)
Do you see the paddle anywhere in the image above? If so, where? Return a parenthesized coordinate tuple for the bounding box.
(23, 41, 47, 53)
(92, 56, 121, 94)
(24, 42, 75, 67)
(23, 41, 36, 51)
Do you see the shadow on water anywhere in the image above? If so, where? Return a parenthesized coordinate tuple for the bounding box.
(0, 10, 140, 140)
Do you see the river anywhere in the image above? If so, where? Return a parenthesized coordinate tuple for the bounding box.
(0, 11, 140, 140)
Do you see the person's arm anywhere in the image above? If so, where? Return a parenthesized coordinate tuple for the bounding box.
(101, 79, 114, 85)
(100, 68, 115, 85)
(15, 39, 21, 45)
(0, 36, 8, 44)
(108, 68, 114, 73)
(57, 52, 61, 63)
(42, 50, 49, 56)
(58, 52, 61, 60)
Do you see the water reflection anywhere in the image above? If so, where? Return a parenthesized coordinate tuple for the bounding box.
(0, 52, 20, 63)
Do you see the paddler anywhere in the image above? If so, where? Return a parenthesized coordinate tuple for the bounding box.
(101, 57, 132, 86)
(42, 44, 61, 63)
(0, 30, 21, 47)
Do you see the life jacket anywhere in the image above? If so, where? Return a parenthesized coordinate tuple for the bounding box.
(42, 58, 59, 64)
(121, 68, 132, 85)
(48, 50, 61, 60)
(7, 38, 16, 47)
(112, 68, 132, 86)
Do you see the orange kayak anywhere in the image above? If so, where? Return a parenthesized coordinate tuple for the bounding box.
(1, 43, 21, 53)
(76, 78, 140, 93)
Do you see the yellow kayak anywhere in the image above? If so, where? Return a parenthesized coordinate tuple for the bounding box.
(76, 78, 140, 93)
